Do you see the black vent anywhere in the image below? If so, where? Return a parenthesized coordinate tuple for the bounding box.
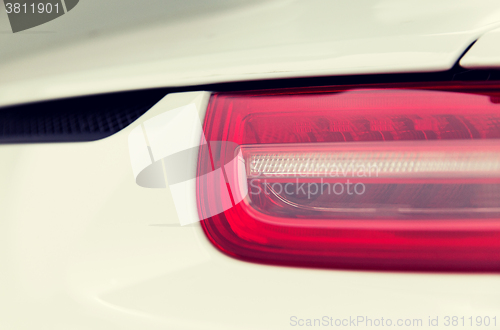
(0, 90, 166, 143)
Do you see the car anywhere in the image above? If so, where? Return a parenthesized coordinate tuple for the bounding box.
(1, 1, 500, 329)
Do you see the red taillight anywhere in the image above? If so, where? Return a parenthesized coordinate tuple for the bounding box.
(197, 82, 500, 271)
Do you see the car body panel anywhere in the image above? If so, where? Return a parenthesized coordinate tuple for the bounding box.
(461, 26, 500, 69)
(3, 0, 500, 107)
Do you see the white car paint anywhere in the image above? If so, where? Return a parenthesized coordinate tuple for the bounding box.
(2, 1, 500, 329)
(460, 26, 500, 69)
(3, 0, 500, 107)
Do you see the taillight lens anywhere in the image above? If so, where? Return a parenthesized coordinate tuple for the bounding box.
(197, 82, 500, 271)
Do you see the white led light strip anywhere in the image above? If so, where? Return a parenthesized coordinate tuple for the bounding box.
(242, 141, 500, 179)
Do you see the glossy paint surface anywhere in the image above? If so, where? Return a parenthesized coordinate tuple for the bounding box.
(2, 0, 500, 106)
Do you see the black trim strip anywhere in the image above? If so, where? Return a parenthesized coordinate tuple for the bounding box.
(2, 66, 500, 144)
(0, 90, 166, 143)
